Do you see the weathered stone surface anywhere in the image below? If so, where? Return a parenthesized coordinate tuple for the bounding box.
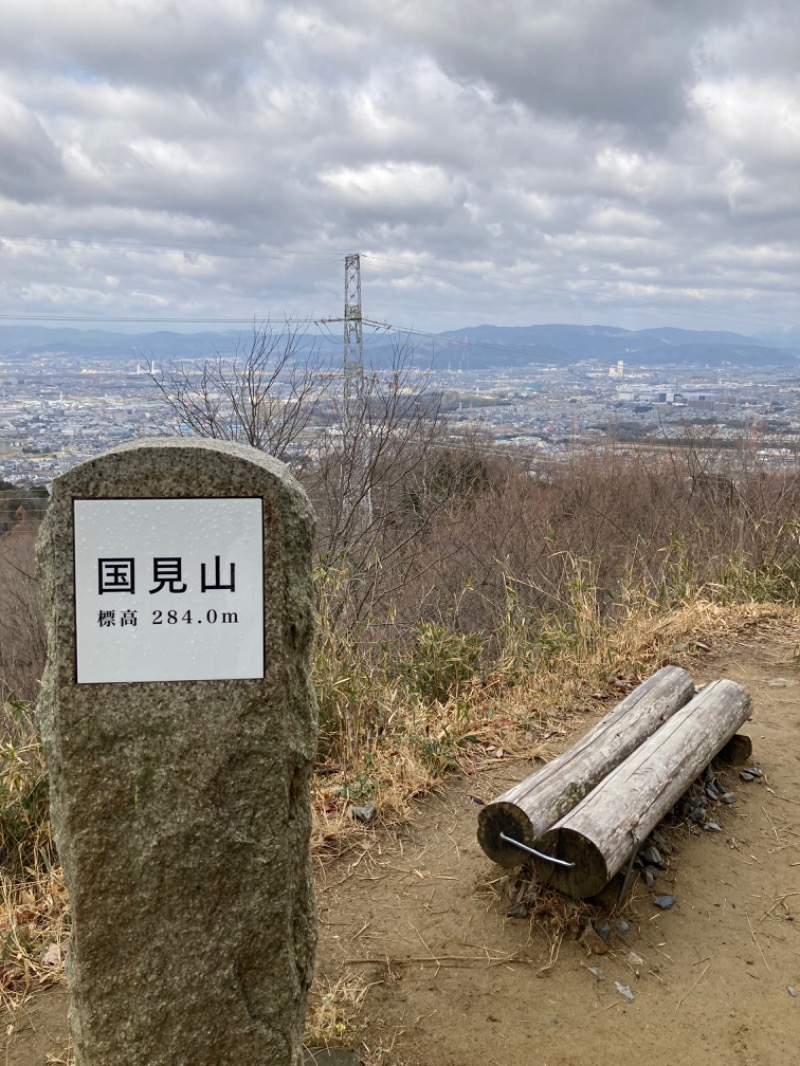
(36, 438, 318, 1066)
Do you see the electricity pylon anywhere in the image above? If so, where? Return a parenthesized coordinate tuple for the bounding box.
(342, 252, 364, 438)
(320, 253, 386, 528)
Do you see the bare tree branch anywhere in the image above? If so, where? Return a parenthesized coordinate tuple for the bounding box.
(147, 319, 328, 463)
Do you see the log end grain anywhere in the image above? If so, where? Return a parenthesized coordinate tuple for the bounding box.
(716, 733, 753, 766)
(533, 827, 609, 899)
(477, 802, 538, 867)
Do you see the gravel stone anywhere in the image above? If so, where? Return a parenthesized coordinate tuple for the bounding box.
(351, 802, 377, 823)
(653, 894, 679, 910)
(640, 845, 663, 867)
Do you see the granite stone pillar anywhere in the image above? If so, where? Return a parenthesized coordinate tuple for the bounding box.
(36, 438, 318, 1066)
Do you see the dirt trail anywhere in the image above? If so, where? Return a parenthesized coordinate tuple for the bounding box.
(4, 623, 800, 1065)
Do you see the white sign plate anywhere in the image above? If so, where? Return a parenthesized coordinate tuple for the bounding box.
(73, 498, 264, 684)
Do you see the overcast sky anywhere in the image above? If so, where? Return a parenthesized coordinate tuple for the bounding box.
(0, 0, 799, 337)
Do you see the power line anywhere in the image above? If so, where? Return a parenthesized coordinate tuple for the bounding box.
(361, 254, 796, 331)
(0, 314, 329, 326)
(0, 310, 789, 365)
(3, 231, 796, 329)
(1, 231, 797, 332)
(0, 233, 342, 264)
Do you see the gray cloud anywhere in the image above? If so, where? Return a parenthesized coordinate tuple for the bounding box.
(0, 0, 798, 333)
(0, 92, 65, 200)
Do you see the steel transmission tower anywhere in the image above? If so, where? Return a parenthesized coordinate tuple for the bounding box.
(319, 253, 372, 524)
(343, 253, 364, 424)
(343, 254, 372, 523)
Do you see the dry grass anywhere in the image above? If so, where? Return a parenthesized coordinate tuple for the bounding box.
(304, 972, 371, 1049)
(0, 860, 69, 1009)
(2, 445, 800, 1042)
(0, 696, 68, 1010)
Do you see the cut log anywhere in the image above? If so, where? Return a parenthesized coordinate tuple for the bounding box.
(477, 666, 695, 866)
(534, 678, 752, 898)
(717, 732, 752, 765)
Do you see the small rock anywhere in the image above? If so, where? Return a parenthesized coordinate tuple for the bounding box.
(43, 943, 61, 966)
(689, 808, 706, 824)
(704, 821, 722, 832)
(653, 894, 678, 910)
(506, 903, 528, 919)
(580, 924, 609, 955)
(651, 830, 668, 849)
(642, 868, 657, 888)
(614, 981, 635, 1003)
(616, 919, 631, 936)
(739, 771, 756, 782)
(351, 802, 376, 824)
(788, 987, 798, 998)
(694, 641, 710, 651)
(640, 845, 663, 867)
(720, 792, 737, 805)
(595, 920, 611, 942)
(588, 966, 604, 980)
(743, 766, 762, 778)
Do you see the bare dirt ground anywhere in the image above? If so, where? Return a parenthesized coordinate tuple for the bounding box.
(4, 622, 800, 1065)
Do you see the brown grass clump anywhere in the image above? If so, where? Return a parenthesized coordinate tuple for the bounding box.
(0, 699, 68, 1007)
(304, 972, 370, 1049)
(0, 860, 69, 1008)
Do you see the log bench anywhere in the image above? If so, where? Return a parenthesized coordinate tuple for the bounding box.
(478, 670, 752, 898)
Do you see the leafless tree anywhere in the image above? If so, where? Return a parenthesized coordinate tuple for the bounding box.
(149, 322, 462, 628)
(147, 319, 328, 464)
(308, 343, 454, 624)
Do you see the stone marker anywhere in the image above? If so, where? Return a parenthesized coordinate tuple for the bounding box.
(36, 438, 318, 1066)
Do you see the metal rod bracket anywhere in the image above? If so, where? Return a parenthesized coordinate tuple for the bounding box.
(499, 831, 576, 869)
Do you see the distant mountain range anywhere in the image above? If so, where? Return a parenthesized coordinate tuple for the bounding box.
(426, 324, 800, 369)
(0, 322, 798, 371)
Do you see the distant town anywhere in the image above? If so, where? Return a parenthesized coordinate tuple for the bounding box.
(2, 324, 800, 489)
